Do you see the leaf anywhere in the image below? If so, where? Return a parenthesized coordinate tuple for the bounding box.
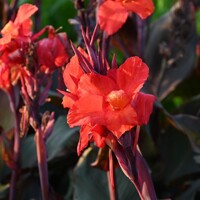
(16, 174, 42, 200)
(176, 180, 200, 200)
(168, 114, 200, 154)
(0, 184, 9, 199)
(20, 116, 79, 169)
(158, 126, 200, 183)
(176, 94, 200, 116)
(20, 135, 37, 169)
(144, 2, 197, 100)
(73, 148, 140, 200)
(156, 101, 200, 155)
(46, 116, 79, 161)
(0, 90, 14, 132)
(40, 0, 77, 41)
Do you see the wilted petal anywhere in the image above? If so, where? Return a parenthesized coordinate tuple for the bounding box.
(98, 1, 128, 36)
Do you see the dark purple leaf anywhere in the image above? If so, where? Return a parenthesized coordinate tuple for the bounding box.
(144, 2, 198, 100)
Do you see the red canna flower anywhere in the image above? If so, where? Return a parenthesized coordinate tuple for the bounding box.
(97, 0, 154, 36)
(0, 4, 38, 91)
(0, 4, 38, 47)
(61, 48, 155, 155)
(60, 31, 157, 199)
(59, 48, 107, 155)
(66, 56, 155, 138)
(36, 29, 70, 73)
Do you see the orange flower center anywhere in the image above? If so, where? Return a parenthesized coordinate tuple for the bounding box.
(107, 90, 130, 110)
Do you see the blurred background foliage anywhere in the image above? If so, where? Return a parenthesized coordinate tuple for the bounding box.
(0, 0, 200, 200)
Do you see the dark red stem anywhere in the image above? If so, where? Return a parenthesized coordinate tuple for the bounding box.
(107, 149, 118, 200)
(35, 128, 49, 200)
(8, 90, 20, 200)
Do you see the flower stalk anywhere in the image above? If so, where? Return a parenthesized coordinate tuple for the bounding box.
(107, 149, 118, 200)
(35, 128, 49, 200)
(8, 89, 20, 200)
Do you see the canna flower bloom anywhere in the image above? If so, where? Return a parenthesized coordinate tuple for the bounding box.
(36, 29, 70, 73)
(97, 0, 154, 36)
(59, 48, 106, 155)
(0, 4, 38, 47)
(61, 48, 155, 154)
(0, 4, 38, 91)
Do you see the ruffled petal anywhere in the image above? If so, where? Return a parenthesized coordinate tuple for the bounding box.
(91, 125, 106, 148)
(67, 94, 105, 127)
(77, 125, 90, 156)
(58, 90, 78, 108)
(37, 32, 69, 72)
(117, 56, 149, 96)
(63, 55, 84, 93)
(98, 1, 128, 36)
(105, 104, 138, 138)
(132, 92, 156, 125)
(78, 73, 117, 96)
(14, 4, 38, 25)
(122, 0, 154, 19)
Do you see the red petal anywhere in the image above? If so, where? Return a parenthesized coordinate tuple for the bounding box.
(67, 94, 105, 127)
(98, 1, 128, 36)
(91, 125, 106, 148)
(14, 4, 38, 25)
(123, 0, 154, 19)
(1, 21, 17, 36)
(63, 52, 86, 93)
(78, 73, 117, 96)
(37, 33, 69, 72)
(132, 92, 156, 125)
(116, 56, 149, 96)
(77, 125, 90, 156)
(58, 90, 78, 108)
(105, 104, 138, 138)
(20, 19, 33, 36)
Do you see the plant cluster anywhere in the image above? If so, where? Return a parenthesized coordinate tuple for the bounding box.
(0, 0, 200, 200)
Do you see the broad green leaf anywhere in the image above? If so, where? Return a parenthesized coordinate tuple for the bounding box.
(40, 0, 77, 41)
